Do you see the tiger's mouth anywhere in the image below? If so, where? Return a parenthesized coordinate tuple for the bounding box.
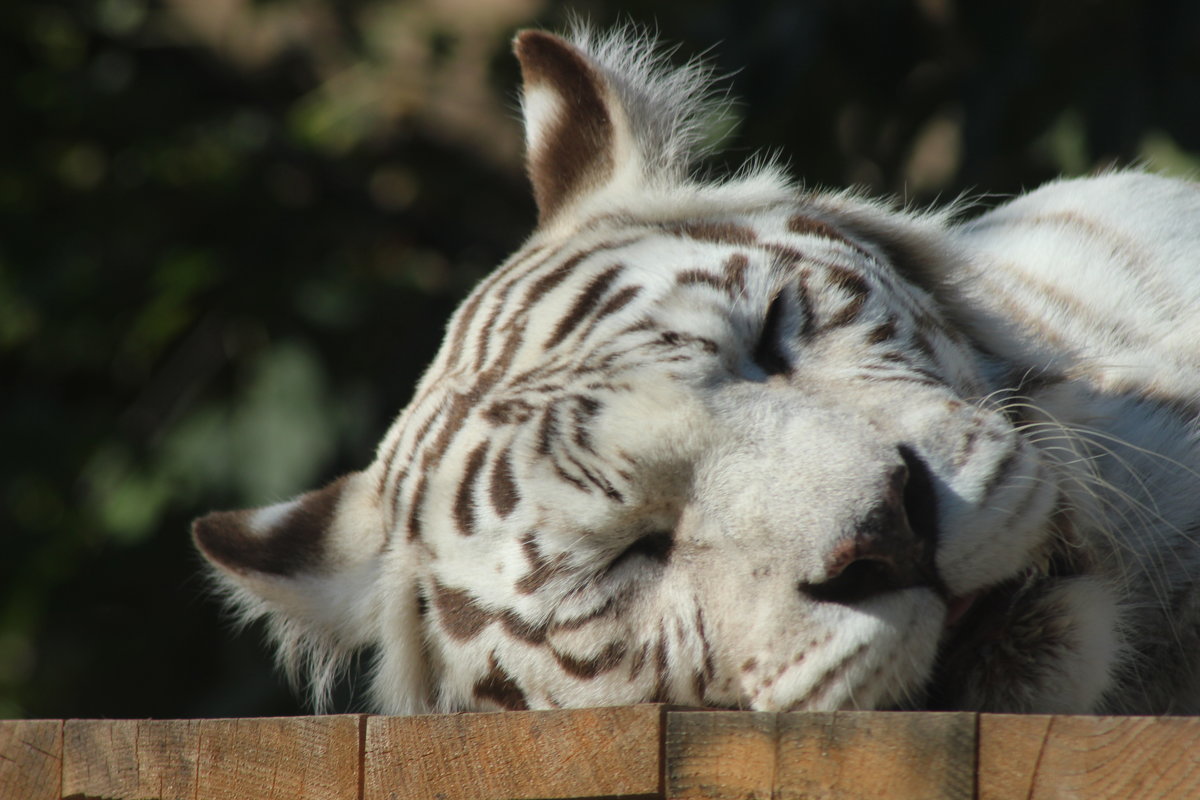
(919, 544, 1086, 711)
(943, 592, 980, 627)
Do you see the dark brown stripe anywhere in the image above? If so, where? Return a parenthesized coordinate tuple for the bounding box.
(472, 299, 508, 372)
(793, 642, 869, 708)
(552, 596, 617, 632)
(630, 642, 649, 681)
(442, 289, 487, 372)
(652, 627, 670, 701)
(544, 264, 624, 349)
(453, 441, 488, 536)
(669, 221, 757, 245)
(724, 253, 749, 295)
(499, 610, 549, 644)
(412, 325, 528, 536)
(439, 245, 548, 373)
(567, 452, 624, 503)
(697, 606, 715, 684)
(407, 390, 477, 541)
(570, 395, 602, 453)
(867, 317, 898, 345)
(383, 467, 407, 544)
(424, 391, 475, 468)
(489, 447, 519, 518)
(592, 284, 641, 322)
(570, 285, 644, 354)
(432, 582, 493, 641)
(826, 264, 871, 299)
(824, 293, 866, 329)
(513, 233, 650, 320)
(405, 473, 427, 542)
(536, 403, 559, 456)
(765, 242, 810, 266)
(376, 432, 403, 499)
(515, 554, 569, 595)
(619, 318, 658, 336)
(516, 531, 571, 594)
(474, 322, 526, 398)
(391, 406, 445, 533)
(788, 214, 853, 246)
(692, 606, 714, 702)
(676, 269, 730, 293)
(520, 249, 591, 312)
(474, 655, 528, 710)
(553, 641, 626, 679)
(485, 398, 535, 426)
(550, 457, 590, 494)
(658, 330, 720, 355)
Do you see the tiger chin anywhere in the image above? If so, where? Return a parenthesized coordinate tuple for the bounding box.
(193, 25, 1200, 716)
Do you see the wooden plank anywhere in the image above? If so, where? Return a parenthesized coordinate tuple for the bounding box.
(977, 714, 1048, 800)
(14, 709, 1200, 800)
(0, 719, 62, 800)
(365, 703, 664, 800)
(62, 716, 363, 800)
(666, 711, 975, 800)
(665, 711, 777, 799)
(63, 718, 201, 799)
(979, 714, 1200, 800)
(775, 712, 975, 800)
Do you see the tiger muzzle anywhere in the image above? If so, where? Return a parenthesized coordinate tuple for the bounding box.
(798, 444, 943, 604)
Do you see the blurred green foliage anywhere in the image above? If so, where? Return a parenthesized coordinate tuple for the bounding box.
(3, 0, 1198, 718)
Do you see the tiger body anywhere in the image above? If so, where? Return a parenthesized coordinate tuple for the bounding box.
(194, 27, 1200, 715)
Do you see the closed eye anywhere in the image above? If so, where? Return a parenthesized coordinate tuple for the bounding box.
(607, 529, 674, 573)
(753, 293, 791, 376)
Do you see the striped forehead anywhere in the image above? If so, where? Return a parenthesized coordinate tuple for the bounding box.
(454, 226, 757, 360)
(438, 216, 885, 373)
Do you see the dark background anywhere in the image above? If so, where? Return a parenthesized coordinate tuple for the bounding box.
(4, 0, 1199, 719)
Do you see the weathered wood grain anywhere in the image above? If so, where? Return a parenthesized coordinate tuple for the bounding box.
(666, 711, 975, 800)
(664, 711, 777, 799)
(364, 703, 664, 800)
(61, 715, 363, 800)
(979, 714, 1200, 800)
(6, 708, 1200, 800)
(0, 719, 61, 800)
(776, 712, 975, 800)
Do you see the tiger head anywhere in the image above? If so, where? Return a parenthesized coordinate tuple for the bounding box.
(193, 28, 1077, 714)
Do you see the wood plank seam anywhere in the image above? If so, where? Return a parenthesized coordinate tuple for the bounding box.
(358, 714, 367, 800)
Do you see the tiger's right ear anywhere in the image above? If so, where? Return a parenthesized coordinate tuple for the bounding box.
(514, 30, 620, 224)
(514, 27, 732, 226)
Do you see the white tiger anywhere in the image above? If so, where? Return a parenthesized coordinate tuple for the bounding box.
(193, 26, 1200, 715)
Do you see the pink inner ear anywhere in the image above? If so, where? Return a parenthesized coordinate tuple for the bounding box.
(513, 30, 615, 223)
(192, 474, 349, 577)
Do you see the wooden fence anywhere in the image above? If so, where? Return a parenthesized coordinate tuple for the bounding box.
(3, 706, 1199, 799)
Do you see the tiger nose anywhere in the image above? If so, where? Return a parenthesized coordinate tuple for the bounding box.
(798, 445, 941, 604)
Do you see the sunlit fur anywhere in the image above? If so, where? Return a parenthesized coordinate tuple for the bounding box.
(193, 26, 1200, 716)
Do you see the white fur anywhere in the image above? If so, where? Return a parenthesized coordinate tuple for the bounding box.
(197, 27, 1200, 717)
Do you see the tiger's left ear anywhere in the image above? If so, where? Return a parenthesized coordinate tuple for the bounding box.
(192, 471, 432, 713)
(514, 30, 622, 224)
